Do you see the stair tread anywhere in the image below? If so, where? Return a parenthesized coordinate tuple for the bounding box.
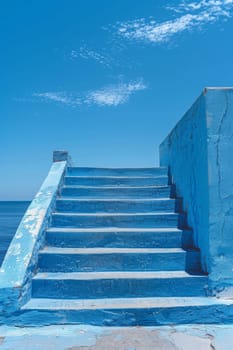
(22, 296, 231, 310)
(52, 212, 178, 216)
(68, 167, 167, 170)
(34, 271, 206, 280)
(65, 176, 168, 179)
(47, 227, 183, 233)
(58, 197, 171, 201)
(41, 247, 189, 254)
(57, 198, 174, 202)
(63, 185, 169, 189)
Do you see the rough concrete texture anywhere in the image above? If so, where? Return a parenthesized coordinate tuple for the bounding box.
(160, 87, 233, 293)
(0, 160, 67, 314)
(160, 90, 208, 271)
(0, 324, 232, 349)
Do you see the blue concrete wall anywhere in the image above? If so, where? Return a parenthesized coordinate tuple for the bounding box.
(160, 88, 233, 293)
(0, 151, 70, 313)
(206, 89, 233, 293)
(160, 93, 209, 270)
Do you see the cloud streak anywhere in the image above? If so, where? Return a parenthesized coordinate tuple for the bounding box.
(116, 0, 233, 44)
(33, 80, 147, 108)
(85, 80, 146, 106)
(33, 92, 81, 106)
(70, 45, 113, 67)
(168, 0, 233, 13)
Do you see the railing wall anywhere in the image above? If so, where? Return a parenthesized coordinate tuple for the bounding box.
(0, 151, 71, 314)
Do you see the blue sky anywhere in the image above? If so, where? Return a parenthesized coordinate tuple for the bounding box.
(1, 0, 233, 200)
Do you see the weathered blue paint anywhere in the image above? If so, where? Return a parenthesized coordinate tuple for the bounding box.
(61, 185, 172, 198)
(51, 212, 184, 228)
(32, 271, 207, 299)
(53, 150, 73, 165)
(160, 87, 233, 294)
(2, 125, 233, 326)
(0, 324, 232, 349)
(9, 298, 233, 327)
(67, 167, 167, 176)
(1, 156, 218, 326)
(38, 247, 201, 272)
(64, 175, 169, 186)
(45, 227, 193, 249)
(0, 151, 70, 314)
(56, 198, 181, 213)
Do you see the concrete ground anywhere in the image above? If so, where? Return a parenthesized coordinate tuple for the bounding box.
(0, 324, 233, 349)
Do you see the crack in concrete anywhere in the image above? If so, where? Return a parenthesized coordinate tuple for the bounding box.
(206, 333, 216, 350)
(215, 92, 229, 200)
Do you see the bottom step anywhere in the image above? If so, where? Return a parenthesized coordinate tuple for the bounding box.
(11, 297, 233, 326)
(32, 271, 208, 298)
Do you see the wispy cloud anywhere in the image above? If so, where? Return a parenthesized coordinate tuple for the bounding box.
(116, 0, 233, 44)
(33, 92, 81, 106)
(85, 80, 147, 106)
(33, 79, 147, 108)
(167, 0, 233, 13)
(70, 45, 112, 67)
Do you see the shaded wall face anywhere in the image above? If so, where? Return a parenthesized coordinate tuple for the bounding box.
(206, 90, 233, 290)
(160, 88, 233, 293)
(160, 94, 209, 273)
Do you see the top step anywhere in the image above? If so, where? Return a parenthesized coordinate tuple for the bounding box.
(67, 167, 168, 177)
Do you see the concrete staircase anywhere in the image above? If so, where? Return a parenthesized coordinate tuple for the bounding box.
(20, 166, 218, 326)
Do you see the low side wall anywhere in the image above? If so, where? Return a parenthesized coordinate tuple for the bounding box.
(160, 88, 233, 293)
(160, 93, 209, 272)
(206, 89, 233, 293)
(0, 151, 70, 314)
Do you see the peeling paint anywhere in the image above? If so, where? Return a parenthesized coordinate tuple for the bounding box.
(15, 231, 23, 239)
(0, 157, 68, 314)
(23, 253, 32, 266)
(7, 243, 21, 256)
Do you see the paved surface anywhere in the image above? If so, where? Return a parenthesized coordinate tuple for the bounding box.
(0, 324, 233, 349)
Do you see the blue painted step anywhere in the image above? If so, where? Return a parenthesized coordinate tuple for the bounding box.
(67, 167, 168, 177)
(32, 271, 208, 299)
(15, 164, 208, 327)
(51, 212, 183, 228)
(38, 247, 201, 272)
(64, 176, 168, 187)
(56, 198, 181, 213)
(61, 185, 172, 199)
(45, 227, 193, 249)
(20, 297, 233, 326)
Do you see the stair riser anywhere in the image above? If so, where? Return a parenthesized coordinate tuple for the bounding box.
(51, 214, 181, 228)
(64, 177, 168, 186)
(46, 230, 193, 248)
(32, 277, 207, 299)
(38, 251, 201, 272)
(9, 304, 233, 326)
(61, 187, 171, 199)
(67, 167, 168, 177)
(56, 199, 181, 213)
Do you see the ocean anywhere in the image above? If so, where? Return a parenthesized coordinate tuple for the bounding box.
(0, 201, 30, 266)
